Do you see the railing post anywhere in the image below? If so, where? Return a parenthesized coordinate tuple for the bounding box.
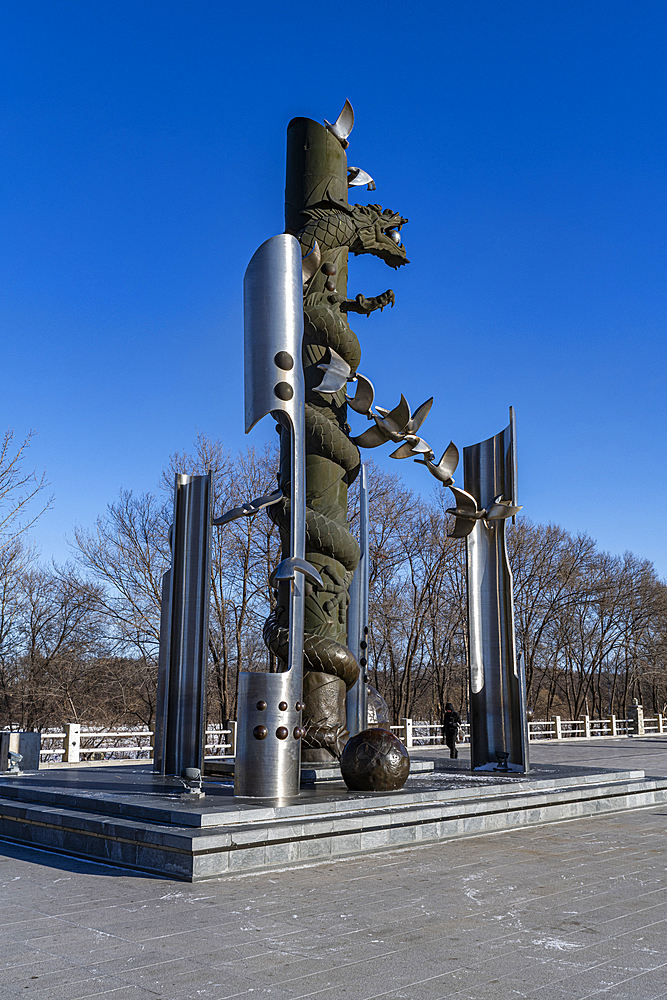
(627, 700, 644, 736)
(658, 713, 664, 735)
(610, 714, 617, 736)
(63, 723, 80, 763)
(553, 715, 562, 740)
(149, 729, 155, 759)
(584, 715, 591, 739)
(400, 718, 413, 749)
(229, 720, 237, 757)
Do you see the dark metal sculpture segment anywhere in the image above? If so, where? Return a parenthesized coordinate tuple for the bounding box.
(262, 111, 409, 761)
(346, 462, 369, 737)
(463, 407, 529, 772)
(154, 473, 212, 777)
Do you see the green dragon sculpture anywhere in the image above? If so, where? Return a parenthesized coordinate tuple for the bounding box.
(263, 116, 409, 760)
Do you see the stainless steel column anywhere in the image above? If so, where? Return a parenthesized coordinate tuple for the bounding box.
(234, 233, 322, 798)
(153, 472, 212, 777)
(346, 463, 369, 736)
(464, 407, 528, 772)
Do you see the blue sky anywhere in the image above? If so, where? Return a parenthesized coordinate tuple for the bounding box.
(2, 1, 667, 575)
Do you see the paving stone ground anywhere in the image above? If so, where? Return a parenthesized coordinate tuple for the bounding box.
(2, 737, 667, 1000)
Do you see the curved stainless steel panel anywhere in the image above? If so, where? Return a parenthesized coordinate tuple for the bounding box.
(234, 669, 303, 799)
(236, 232, 309, 798)
(464, 409, 528, 772)
(244, 234, 304, 434)
(154, 473, 212, 777)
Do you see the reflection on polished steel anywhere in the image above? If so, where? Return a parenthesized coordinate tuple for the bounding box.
(235, 233, 322, 799)
(154, 473, 212, 777)
(464, 406, 529, 773)
(346, 463, 369, 736)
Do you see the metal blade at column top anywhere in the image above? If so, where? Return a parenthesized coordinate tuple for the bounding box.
(244, 233, 304, 434)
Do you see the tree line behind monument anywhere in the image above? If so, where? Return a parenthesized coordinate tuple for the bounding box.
(1, 431, 666, 733)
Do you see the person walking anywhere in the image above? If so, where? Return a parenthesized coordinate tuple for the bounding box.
(443, 702, 461, 759)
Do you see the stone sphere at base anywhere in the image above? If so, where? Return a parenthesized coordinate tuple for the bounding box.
(340, 728, 410, 791)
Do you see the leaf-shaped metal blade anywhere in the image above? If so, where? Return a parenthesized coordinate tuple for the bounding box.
(315, 348, 351, 394)
(383, 394, 410, 433)
(351, 424, 388, 449)
(213, 488, 283, 525)
(437, 441, 459, 479)
(447, 486, 480, 517)
(448, 517, 476, 539)
(346, 373, 375, 414)
(407, 397, 433, 433)
(389, 441, 416, 460)
(486, 495, 523, 520)
(324, 99, 354, 145)
(347, 166, 376, 191)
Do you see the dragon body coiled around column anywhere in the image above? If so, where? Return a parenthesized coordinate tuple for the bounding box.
(264, 193, 409, 759)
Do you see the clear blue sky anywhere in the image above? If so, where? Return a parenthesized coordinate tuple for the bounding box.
(2, 1, 666, 575)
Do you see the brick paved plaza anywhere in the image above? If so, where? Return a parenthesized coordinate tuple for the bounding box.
(2, 737, 667, 1000)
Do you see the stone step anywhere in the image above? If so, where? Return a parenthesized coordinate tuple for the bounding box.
(1, 765, 667, 881)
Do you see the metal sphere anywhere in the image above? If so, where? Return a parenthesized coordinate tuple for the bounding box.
(340, 728, 410, 791)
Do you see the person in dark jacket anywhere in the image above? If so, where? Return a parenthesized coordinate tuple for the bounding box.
(443, 702, 461, 758)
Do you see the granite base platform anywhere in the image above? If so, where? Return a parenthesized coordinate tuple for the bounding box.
(203, 757, 434, 782)
(1, 761, 667, 881)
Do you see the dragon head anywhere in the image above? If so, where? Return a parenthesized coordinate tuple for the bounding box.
(349, 204, 409, 268)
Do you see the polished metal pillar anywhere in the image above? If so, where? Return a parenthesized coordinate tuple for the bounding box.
(346, 463, 369, 736)
(154, 473, 212, 777)
(234, 233, 322, 798)
(464, 407, 528, 772)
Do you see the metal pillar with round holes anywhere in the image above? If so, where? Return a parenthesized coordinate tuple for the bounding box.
(234, 233, 322, 798)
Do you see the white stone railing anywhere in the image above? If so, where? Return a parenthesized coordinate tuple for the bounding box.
(391, 713, 665, 749)
(38, 723, 236, 763)
(18, 711, 667, 762)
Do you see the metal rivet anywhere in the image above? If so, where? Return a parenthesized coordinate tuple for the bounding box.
(253, 725, 268, 740)
(256, 700, 267, 711)
(274, 382, 293, 401)
(363, 626, 369, 634)
(278, 701, 288, 711)
(293, 726, 304, 739)
(360, 656, 367, 666)
(322, 262, 336, 275)
(295, 701, 304, 711)
(360, 640, 367, 650)
(274, 351, 294, 370)
(276, 726, 289, 740)
(324, 279, 336, 291)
